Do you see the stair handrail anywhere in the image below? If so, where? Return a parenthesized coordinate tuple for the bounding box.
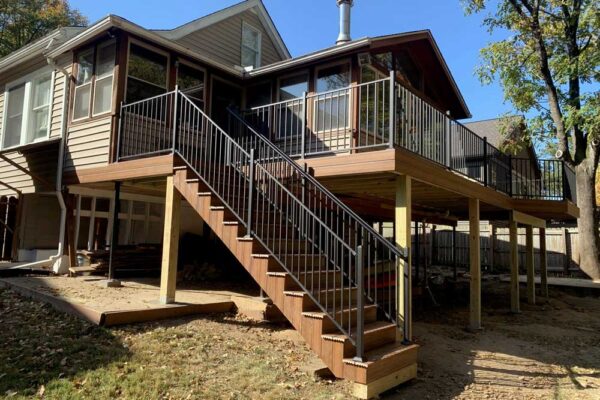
(174, 90, 383, 359)
(228, 106, 411, 346)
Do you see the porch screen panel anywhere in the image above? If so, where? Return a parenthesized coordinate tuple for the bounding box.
(126, 44, 168, 104)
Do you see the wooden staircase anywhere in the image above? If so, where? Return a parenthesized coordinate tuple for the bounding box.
(173, 165, 418, 399)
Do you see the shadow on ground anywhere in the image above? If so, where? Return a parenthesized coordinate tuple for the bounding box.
(0, 289, 130, 396)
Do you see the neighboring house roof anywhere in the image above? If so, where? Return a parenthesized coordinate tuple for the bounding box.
(153, 0, 290, 61)
(0, 27, 85, 75)
(464, 116, 538, 161)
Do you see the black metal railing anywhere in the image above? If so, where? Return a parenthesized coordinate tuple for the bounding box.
(117, 89, 411, 361)
(241, 74, 575, 202)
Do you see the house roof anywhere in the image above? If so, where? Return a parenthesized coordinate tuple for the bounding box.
(41, 7, 470, 118)
(248, 30, 471, 119)
(152, 0, 290, 61)
(0, 27, 85, 75)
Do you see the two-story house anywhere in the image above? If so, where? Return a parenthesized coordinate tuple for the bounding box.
(0, 0, 578, 397)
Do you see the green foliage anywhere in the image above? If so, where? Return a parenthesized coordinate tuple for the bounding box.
(462, 0, 599, 164)
(0, 0, 87, 58)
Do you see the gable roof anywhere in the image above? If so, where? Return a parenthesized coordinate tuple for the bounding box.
(153, 0, 290, 60)
(249, 30, 471, 119)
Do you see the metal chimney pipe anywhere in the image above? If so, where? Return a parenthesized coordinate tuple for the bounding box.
(336, 0, 353, 45)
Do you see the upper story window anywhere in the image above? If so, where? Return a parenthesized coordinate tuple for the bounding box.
(2, 69, 53, 149)
(241, 22, 261, 69)
(126, 42, 168, 104)
(278, 73, 308, 101)
(73, 40, 116, 121)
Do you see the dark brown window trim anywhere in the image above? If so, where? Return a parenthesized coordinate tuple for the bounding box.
(69, 39, 117, 125)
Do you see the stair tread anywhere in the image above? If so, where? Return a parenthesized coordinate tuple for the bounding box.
(343, 342, 419, 367)
(302, 304, 378, 319)
(322, 321, 396, 341)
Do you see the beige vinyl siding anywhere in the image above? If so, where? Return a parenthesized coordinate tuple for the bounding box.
(0, 55, 73, 196)
(176, 9, 284, 67)
(0, 146, 59, 196)
(63, 117, 112, 172)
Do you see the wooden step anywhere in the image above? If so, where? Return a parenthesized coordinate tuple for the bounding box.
(322, 321, 397, 356)
(303, 304, 379, 333)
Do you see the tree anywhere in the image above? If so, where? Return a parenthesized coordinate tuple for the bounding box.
(463, 0, 600, 279)
(0, 0, 87, 58)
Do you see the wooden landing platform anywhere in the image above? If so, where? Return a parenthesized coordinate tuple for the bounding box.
(0, 276, 235, 327)
(500, 275, 600, 290)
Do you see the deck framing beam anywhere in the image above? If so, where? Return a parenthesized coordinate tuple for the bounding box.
(510, 210, 547, 229)
(159, 174, 181, 304)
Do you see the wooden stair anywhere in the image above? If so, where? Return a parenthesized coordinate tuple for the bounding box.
(173, 166, 418, 398)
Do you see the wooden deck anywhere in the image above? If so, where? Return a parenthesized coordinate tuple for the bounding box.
(303, 148, 578, 223)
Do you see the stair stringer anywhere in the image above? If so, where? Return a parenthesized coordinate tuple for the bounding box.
(172, 167, 419, 395)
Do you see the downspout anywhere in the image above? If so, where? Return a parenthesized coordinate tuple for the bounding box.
(10, 56, 69, 273)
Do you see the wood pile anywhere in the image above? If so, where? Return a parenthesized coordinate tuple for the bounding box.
(76, 245, 162, 276)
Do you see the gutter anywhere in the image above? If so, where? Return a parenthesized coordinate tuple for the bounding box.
(10, 57, 70, 274)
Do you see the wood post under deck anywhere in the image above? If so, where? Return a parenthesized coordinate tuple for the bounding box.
(540, 228, 548, 298)
(468, 198, 481, 331)
(526, 225, 535, 305)
(509, 220, 520, 313)
(395, 175, 412, 340)
(159, 175, 181, 304)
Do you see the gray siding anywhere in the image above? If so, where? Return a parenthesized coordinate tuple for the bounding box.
(63, 116, 112, 172)
(176, 9, 284, 68)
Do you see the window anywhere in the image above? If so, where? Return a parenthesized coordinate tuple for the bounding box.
(241, 23, 261, 69)
(2, 69, 53, 149)
(177, 62, 205, 109)
(278, 74, 308, 101)
(314, 63, 350, 132)
(275, 74, 308, 139)
(126, 43, 168, 104)
(245, 82, 271, 108)
(73, 41, 116, 120)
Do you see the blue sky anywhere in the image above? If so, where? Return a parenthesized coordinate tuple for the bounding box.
(70, 0, 511, 122)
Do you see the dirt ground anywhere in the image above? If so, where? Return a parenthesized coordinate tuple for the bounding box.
(1, 277, 599, 399)
(0, 276, 253, 312)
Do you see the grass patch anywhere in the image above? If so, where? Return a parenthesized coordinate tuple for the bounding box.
(0, 288, 350, 399)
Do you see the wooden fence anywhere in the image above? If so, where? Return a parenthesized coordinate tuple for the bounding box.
(378, 223, 585, 274)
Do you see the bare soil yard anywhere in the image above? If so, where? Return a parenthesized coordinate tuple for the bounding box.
(0, 279, 599, 399)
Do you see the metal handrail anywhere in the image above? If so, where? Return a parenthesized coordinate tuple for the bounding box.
(241, 75, 574, 202)
(228, 106, 411, 356)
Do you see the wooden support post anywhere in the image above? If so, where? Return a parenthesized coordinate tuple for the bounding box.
(540, 227, 548, 298)
(526, 225, 535, 305)
(395, 175, 412, 341)
(468, 198, 481, 331)
(160, 175, 181, 304)
(509, 220, 520, 313)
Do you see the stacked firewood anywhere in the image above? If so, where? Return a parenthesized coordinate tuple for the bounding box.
(77, 245, 162, 274)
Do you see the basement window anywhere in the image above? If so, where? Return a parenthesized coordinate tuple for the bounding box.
(241, 22, 261, 69)
(1, 68, 54, 149)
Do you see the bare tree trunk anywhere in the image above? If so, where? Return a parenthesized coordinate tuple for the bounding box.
(575, 160, 600, 280)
